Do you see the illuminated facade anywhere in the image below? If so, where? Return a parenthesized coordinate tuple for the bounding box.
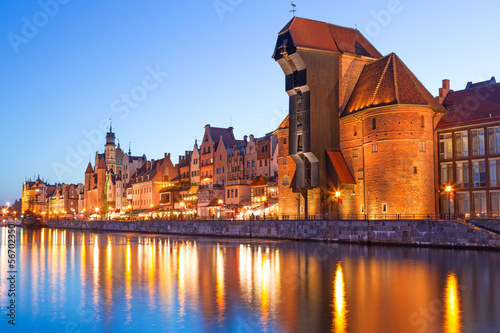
(21, 177, 56, 214)
(273, 17, 446, 217)
(436, 77, 500, 217)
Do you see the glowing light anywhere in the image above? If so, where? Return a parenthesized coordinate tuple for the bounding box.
(332, 262, 347, 333)
(218, 199, 223, 205)
(335, 191, 341, 198)
(444, 272, 462, 333)
(445, 186, 452, 192)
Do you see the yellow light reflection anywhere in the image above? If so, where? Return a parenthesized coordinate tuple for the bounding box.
(125, 239, 132, 323)
(444, 272, 462, 333)
(332, 262, 348, 333)
(93, 235, 99, 308)
(106, 236, 112, 308)
(216, 245, 226, 324)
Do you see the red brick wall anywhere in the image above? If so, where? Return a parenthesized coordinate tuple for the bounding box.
(340, 105, 437, 216)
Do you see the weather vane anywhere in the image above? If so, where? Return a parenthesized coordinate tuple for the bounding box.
(290, 2, 297, 17)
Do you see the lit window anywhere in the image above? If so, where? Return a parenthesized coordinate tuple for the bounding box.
(372, 144, 378, 153)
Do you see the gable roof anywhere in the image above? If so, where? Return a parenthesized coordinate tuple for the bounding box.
(277, 17, 382, 58)
(343, 53, 447, 116)
(85, 162, 94, 174)
(437, 82, 500, 129)
(97, 158, 106, 170)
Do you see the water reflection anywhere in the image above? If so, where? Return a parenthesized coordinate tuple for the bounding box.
(444, 272, 462, 333)
(1, 228, 498, 332)
(332, 261, 347, 333)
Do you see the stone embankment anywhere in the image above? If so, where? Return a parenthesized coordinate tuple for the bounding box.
(46, 219, 500, 249)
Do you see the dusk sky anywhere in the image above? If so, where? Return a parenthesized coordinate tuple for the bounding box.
(1, 0, 499, 204)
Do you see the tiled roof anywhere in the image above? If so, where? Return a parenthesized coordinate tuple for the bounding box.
(97, 158, 106, 170)
(343, 53, 447, 116)
(85, 162, 94, 174)
(278, 17, 382, 58)
(326, 150, 356, 185)
(437, 82, 500, 129)
(209, 127, 235, 145)
(275, 115, 289, 131)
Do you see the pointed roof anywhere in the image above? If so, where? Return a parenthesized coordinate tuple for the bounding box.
(276, 17, 382, 58)
(342, 53, 447, 116)
(437, 81, 500, 129)
(276, 115, 289, 131)
(97, 158, 106, 170)
(85, 162, 94, 174)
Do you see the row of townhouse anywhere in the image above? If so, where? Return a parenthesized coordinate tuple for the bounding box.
(79, 122, 279, 219)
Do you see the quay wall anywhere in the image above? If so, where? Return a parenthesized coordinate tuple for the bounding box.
(46, 219, 500, 249)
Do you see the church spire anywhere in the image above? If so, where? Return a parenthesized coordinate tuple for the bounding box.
(128, 141, 132, 156)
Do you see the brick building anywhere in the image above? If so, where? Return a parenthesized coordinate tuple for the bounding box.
(22, 177, 56, 214)
(436, 77, 500, 218)
(272, 17, 446, 218)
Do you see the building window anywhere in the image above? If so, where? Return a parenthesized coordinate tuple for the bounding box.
(217, 168, 222, 174)
(361, 204, 365, 214)
(490, 159, 500, 186)
(259, 160, 262, 167)
(353, 126, 357, 136)
(235, 189, 238, 197)
(372, 118, 376, 130)
(490, 192, 500, 215)
(283, 138, 287, 145)
(455, 131, 469, 158)
(471, 129, 485, 156)
(265, 160, 268, 167)
(358, 170, 364, 180)
(205, 135, 209, 141)
(413, 166, 417, 174)
(353, 149, 358, 158)
(420, 115, 425, 128)
(419, 141, 426, 152)
(473, 192, 487, 216)
(473, 160, 486, 187)
(252, 160, 255, 167)
(262, 145, 268, 153)
(440, 163, 453, 185)
(439, 133, 453, 159)
(282, 176, 290, 186)
(283, 157, 287, 165)
(488, 127, 500, 155)
(382, 203, 388, 213)
(456, 162, 469, 188)
(456, 193, 470, 216)
(247, 160, 250, 168)
(372, 144, 378, 153)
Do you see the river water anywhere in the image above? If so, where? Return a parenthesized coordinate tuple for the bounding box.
(0, 227, 499, 332)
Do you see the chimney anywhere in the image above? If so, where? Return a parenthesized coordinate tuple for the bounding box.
(438, 79, 450, 104)
(244, 135, 248, 143)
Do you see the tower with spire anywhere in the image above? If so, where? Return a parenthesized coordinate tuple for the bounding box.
(105, 119, 116, 173)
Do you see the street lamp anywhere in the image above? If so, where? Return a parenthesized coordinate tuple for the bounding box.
(218, 199, 223, 220)
(445, 186, 453, 219)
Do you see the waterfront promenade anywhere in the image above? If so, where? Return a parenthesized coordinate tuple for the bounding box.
(46, 219, 500, 250)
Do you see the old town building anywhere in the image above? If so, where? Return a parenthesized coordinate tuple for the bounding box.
(273, 17, 446, 218)
(436, 77, 500, 218)
(47, 183, 83, 216)
(22, 177, 56, 214)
